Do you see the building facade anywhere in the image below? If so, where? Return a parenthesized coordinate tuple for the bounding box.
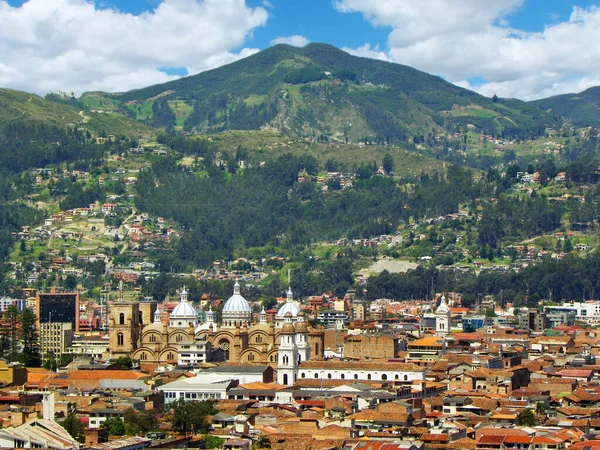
(108, 284, 324, 371)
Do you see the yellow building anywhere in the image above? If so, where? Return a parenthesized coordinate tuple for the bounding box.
(109, 284, 324, 371)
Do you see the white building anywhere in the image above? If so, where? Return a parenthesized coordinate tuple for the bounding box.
(177, 338, 210, 366)
(159, 377, 235, 403)
(295, 361, 425, 384)
(0, 297, 26, 312)
(66, 334, 110, 359)
(0, 419, 79, 449)
(545, 301, 600, 324)
(159, 366, 274, 403)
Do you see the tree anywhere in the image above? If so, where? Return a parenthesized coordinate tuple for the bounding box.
(492, 94, 499, 103)
(102, 417, 126, 436)
(516, 408, 535, 426)
(124, 408, 157, 435)
(170, 399, 217, 435)
(382, 153, 394, 174)
(4, 305, 19, 363)
(20, 308, 41, 367)
(110, 356, 134, 370)
(254, 435, 271, 449)
(61, 414, 85, 443)
(535, 402, 546, 416)
(204, 435, 226, 449)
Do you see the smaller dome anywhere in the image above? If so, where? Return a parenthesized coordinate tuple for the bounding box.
(276, 301, 300, 318)
(276, 287, 300, 318)
(171, 302, 197, 319)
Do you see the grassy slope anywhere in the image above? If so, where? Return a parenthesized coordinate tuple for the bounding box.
(531, 86, 600, 127)
(199, 130, 448, 177)
(0, 89, 155, 137)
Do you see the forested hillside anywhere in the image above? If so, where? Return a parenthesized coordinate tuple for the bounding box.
(75, 44, 555, 142)
(531, 86, 600, 127)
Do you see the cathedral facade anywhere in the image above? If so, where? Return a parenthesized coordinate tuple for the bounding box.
(109, 283, 324, 371)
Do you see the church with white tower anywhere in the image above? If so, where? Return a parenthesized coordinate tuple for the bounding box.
(111, 283, 324, 372)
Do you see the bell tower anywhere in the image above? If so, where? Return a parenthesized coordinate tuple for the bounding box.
(109, 302, 141, 356)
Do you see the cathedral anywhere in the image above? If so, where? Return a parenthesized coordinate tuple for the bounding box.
(109, 283, 324, 371)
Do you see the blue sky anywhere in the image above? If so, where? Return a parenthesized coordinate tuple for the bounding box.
(2, 0, 600, 100)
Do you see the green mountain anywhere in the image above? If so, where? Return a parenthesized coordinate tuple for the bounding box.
(80, 44, 553, 141)
(0, 88, 154, 138)
(531, 86, 600, 127)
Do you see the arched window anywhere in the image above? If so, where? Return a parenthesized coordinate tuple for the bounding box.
(176, 335, 183, 343)
(395, 375, 399, 380)
(248, 353, 255, 362)
(283, 355, 289, 365)
(381, 374, 387, 381)
(256, 335, 263, 344)
(327, 373, 332, 379)
(341, 374, 345, 380)
(138, 311, 143, 326)
(315, 373, 319, 379)
(354, 374, 358, 380)
(140, 353, 147, 361)
(117, 333, 124, 346)
(167, 352, 174, 360)
(367, 374, 372, 380)
(149, 335, 157, 343)
(119, 313, 125, 325)
(404, 374, 408, 381)
(301, 373, 306, 379)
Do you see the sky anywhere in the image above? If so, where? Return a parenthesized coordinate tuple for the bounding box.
(1, 0, 600, 100)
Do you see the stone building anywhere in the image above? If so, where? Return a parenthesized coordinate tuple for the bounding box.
(108, 283, 324, 371)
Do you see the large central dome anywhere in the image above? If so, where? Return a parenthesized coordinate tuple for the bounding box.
(222, 282, 252, 328)
(223, 282, 251, 313)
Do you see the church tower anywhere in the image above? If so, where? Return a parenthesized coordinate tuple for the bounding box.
(435, 295, 451, 337)
(277, 312, 298, 386)
(109, 302, 141, 356)
(295, 312, 310, 363)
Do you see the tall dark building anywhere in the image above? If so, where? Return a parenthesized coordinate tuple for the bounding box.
(36, 288, 80, 332)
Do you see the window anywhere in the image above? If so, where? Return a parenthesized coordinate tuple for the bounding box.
(149, 334, 157, 343)
(248, 353, 255, 362)
(140, 353, 147, 361)
(395, 375, 399, 380)
(367, 374, 372, 380)
(256, 335, 263, 344)
(404, 374, 408, 381)
(315, 373, 319, 379)
(167, 352, 174, 360)
(354, 374, 358, 380)
(301, 373, 306, 379)
(381, 374, 387, 381)
(341, 374, 345, 379)
(327, 373, 332, 379)
(119, 313, 125, 325)
(117, 333, 124, 346)
(176, 335, 183, 343)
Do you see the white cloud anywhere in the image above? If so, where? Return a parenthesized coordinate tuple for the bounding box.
(0, 0, 268, 95)
(342, 44, 392, 62)
(270, 35, 310, 47)
(334, 1, 600, 100)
